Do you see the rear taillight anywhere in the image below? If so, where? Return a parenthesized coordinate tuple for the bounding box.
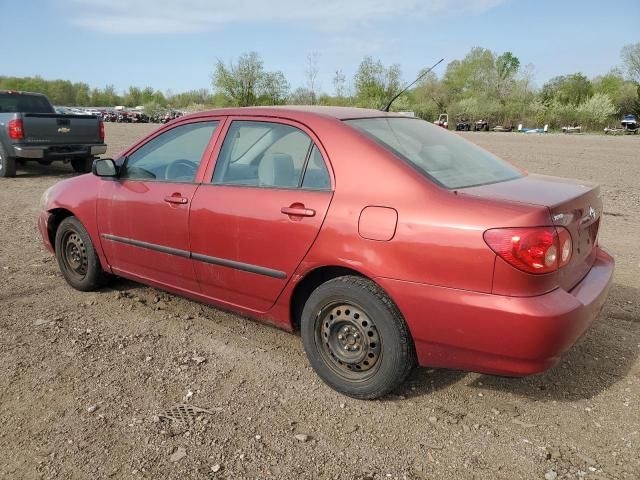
(484, 226, 573, 274)
(8, 119, 24, 140)
(98, 120, 105, 141)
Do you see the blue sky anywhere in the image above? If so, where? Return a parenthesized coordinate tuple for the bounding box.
(3, 0, 639, 95)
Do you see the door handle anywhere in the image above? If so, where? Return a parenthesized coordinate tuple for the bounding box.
(281, 205, 316, 217)
(164, 195, 188, 205)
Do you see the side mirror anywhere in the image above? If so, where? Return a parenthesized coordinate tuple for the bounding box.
(92, 158, 118, 177)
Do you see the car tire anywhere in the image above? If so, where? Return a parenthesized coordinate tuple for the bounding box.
(71, 157, 94, 173)
(55, 216, 110, 291)
(0, 145, 17, 178)
(301, 275, 416, 399)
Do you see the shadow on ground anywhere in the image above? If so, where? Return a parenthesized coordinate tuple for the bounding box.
(15, 161, 75, 178)
(100, 272, 640, 403)
(467, 283, 639, 401)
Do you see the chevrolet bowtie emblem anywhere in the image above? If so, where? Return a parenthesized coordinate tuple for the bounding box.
(58, 127, 71, 133)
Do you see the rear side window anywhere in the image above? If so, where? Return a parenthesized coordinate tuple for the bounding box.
(0, 93, 54, 113)
(213, 121, 327, 189)
(346, 117, 522, 189)
(122, 121, 218, 182)
(302, 145, 331, 190)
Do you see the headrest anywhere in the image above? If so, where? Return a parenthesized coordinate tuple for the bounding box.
(258, 153, 294, 187)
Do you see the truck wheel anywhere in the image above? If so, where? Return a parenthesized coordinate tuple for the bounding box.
(55, 217, 110, 291)
(0, 145, 17, 178)
(301, 275, 416, 399)
(71, 157, 94, 173)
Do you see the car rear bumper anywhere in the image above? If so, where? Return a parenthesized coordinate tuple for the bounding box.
(376, 247, 614, 376)
(12, 144, 106, 159)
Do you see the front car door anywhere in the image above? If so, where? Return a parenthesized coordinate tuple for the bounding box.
(97, 119, 222, 293)
(189, 118, 334, 312)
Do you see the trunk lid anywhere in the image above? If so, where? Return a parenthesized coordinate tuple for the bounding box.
(461, 174, 602, 290)
(22, 113, 101, 144)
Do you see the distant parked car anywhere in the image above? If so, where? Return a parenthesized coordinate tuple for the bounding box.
(38, 106, 613, 398)
(621, 114, 638, 133)
(455, 119, 471, 131)
(433, 113, 448, 129)
(474, 119, 489, 131)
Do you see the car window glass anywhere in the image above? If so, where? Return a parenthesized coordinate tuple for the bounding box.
(301, 145, 331, 190)
(346, 118, 522, 189)
(212, 121, 312, 188)
(121, 122, 218, 182)
(0, 93, 54, 113)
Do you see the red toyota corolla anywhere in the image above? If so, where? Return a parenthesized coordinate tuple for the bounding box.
(38, 107, 614, 399)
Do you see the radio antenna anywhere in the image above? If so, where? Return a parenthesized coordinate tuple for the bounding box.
(381, 57, 444, 112)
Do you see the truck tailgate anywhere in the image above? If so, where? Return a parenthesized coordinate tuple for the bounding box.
(22, 114, 101, 145)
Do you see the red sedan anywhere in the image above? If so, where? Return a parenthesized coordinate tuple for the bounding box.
(38, 107, 614, 399)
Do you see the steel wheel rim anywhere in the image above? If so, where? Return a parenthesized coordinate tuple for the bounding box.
(315, 302, 382, 380)
(61, 231, 88, 279)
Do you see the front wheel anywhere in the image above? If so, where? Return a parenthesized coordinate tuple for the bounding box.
(55, 217, 110, 291)
(71, 157, 94, 173)
(301, 276, 416, 399)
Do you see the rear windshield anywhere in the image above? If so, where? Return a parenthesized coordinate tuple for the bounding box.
(345, 117, 522, 189)
(0, 93, 54, 113)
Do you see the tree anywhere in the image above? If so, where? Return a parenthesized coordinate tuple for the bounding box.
(541, 73, 592, 106)
(443, 47, 496, 99)
(305, 52, 320, 104)
(212, 52, 288, 106)
(124, 86, 143, 107)
(288, 87, 315, 105)
(333, 69, 347, 98)
(621, 43, 640, 82)
(259, 71, 289, 105)
(75, 83, 91, 106)
(414, 71, 449, 114)
(212, 52, 265, 106)
(495, 51, 520, 101)
(592, 69, 639, 114)
(353, 56, 402, 108)
(578, 93, 616, 129)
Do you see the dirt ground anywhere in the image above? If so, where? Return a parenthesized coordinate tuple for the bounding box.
(1, 123, 639, 480)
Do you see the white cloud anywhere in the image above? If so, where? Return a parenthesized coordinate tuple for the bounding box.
(63, 0, 507, 34)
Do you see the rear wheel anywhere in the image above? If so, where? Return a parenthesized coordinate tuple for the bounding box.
(301, 276, 416, 399)
(55, 217, 109, 291)
(71, 157, 94, 173)
(0, 145, 17, 178)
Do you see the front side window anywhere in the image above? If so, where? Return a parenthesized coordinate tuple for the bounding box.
(346, 117, 522, 189)
(121, 121, 218, 182)
(212, 121, 314, 188)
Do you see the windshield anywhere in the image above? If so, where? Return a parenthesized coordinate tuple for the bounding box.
(0, 93, 54, 113)
(345, 117, 522, 189)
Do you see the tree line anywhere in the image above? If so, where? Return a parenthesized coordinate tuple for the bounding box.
(2, 43, 638, 130)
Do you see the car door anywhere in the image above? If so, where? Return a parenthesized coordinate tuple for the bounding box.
(97, 119, 222, 293)
(189, 118, 334, 312)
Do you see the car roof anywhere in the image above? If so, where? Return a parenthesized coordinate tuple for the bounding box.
(184, 105, 409, 121)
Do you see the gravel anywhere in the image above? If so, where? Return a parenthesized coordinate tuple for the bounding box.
(0, 124, 638, 479)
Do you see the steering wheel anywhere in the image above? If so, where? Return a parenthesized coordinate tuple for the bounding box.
(164, 159, 198, 181)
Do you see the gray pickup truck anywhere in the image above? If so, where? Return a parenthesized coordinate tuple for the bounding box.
(0, 91, 106, 177)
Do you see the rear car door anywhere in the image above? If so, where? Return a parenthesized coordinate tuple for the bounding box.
(189, 118, 334, 312)
(97, 119, 222, 293)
